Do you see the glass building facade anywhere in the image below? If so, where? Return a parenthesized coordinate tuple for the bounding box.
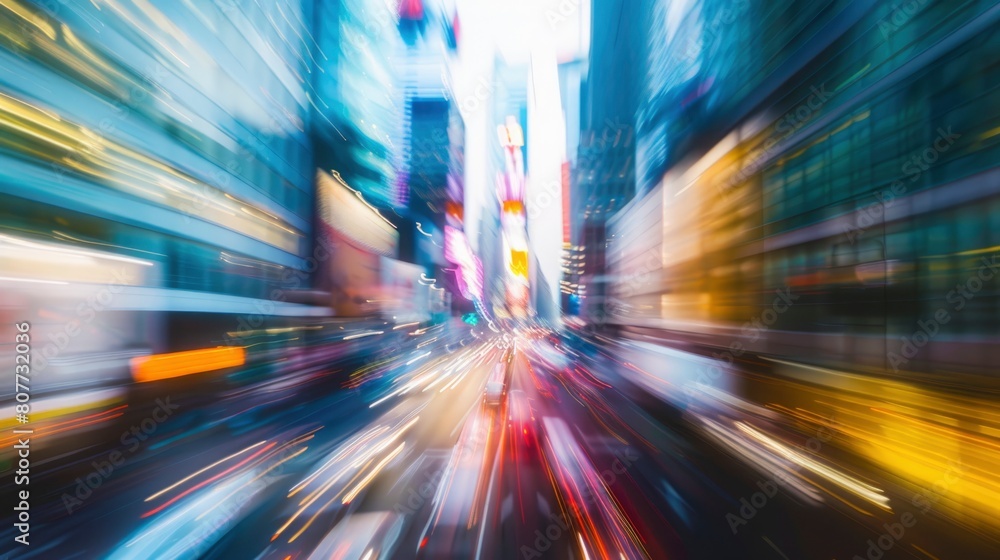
(609, 0, 1000, 375)
(0, 0, 318, 301)
(313, 0, 403, 207)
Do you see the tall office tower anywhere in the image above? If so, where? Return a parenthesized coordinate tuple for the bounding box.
(570, 0, 648, 321)
(313, 0, 403, 207)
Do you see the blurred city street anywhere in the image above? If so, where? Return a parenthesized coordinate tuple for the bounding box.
(4, 325, 1000, 558)
(2, 0, 1000, 559)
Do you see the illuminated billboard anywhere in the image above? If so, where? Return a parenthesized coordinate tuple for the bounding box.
(444, 226, 484, 301)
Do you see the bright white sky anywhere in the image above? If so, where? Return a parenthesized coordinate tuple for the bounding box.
(454, 0, 589, 65)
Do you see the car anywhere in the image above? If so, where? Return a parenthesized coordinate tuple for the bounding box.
(484, 380, 504, 406)
(507, 389, 537, 446)
(307, 511, 403, 560)
(484, 362, 507, 406)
